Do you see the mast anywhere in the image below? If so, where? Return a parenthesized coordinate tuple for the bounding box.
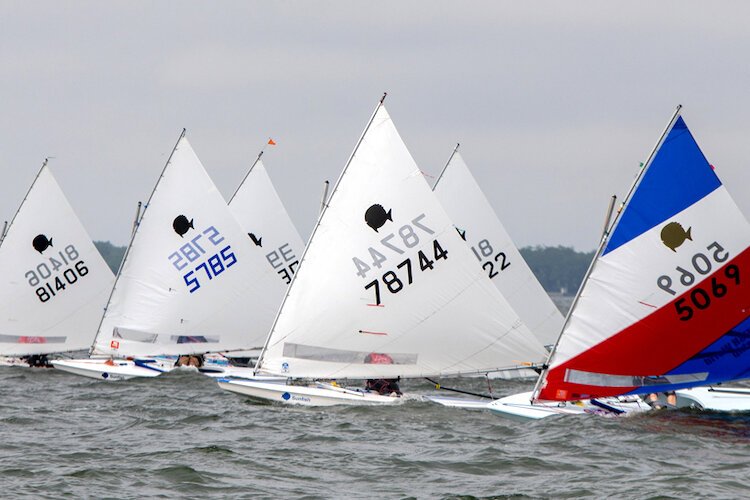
(319, 180, 330, 215)
(89, 129, 187, 355)
(0, 221, 7, 245)
(432, 143, 460, 190)
(530, 105, 683, 402)
(228, 149, 264, 204)
(254, 93, 388, 374)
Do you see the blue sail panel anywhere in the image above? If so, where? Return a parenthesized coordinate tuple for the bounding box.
(604, 117, 722, 256)
(621, 315, 750, 396)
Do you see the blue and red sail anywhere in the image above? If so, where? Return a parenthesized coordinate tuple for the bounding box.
(539, 114, 750, 401)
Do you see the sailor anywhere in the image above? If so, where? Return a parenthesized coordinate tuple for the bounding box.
(22, 354, 52, 368)
(365, 378, 402, 396)
(646, 391, 677, 409)
(175, 354, 204, 367)
(364, 352, 402, 396)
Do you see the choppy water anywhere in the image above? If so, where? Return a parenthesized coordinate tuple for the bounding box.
(2, 368, 749, 499)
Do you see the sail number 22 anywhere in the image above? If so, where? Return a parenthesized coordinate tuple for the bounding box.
(471, 238, 510, 278)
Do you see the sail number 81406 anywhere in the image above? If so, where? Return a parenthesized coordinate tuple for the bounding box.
(24, 244, 90, 303)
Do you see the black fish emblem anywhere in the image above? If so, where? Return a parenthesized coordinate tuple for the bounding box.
(248, 232, 263, 247)
(455, 227, 467, 241)
(364, 204, 393, 232)
(32, 234, 53, 254)
(660, 222, 692, 252)
(172, 215, 194, 237)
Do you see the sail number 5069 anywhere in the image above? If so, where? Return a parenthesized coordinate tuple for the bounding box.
(657, 241, 728, 296)
(675, 264, 740, 321)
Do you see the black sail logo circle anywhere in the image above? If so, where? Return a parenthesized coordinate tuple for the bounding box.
(364, 204, 392, 232)
(32, 234, 53, 253)
(173, 215, 194, 237)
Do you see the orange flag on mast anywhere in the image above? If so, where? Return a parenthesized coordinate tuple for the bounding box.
(268, 138, 276, 146)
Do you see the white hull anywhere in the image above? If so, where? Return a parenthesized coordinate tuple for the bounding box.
(199, 364, 257, 379)
(675, 386, 750, 411)
(52, 358, 174, 381)
(487, 391, 652, 421)
(217, 377, 404, 406)
(423, 395, 492, 409)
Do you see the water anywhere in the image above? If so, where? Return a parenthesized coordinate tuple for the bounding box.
(2, 368, 749, 499)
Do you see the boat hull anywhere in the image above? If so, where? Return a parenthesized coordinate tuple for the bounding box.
(487, 391, 652, 421)
(51, 358, 173, 381)
(217, 378, 403, 406)
(423, 395, 492, 409)
(675, 386, 750, 411)
(199, 364, 257, 379)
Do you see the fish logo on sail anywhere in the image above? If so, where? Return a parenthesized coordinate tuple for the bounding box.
(172, 215, 194, 238)
(248, 232, 263, 247)
(455, 227, 467, 241)
(32, 234, 53, 254)
(364, 204, 392, 232)
(660, 222, 692, 252)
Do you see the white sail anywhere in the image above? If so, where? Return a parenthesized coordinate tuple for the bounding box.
(225, 155, 305, 358)
(228, 156, 305, 293)
(0, 163, 114, 355)
(256, 102, 546, 379)
(432, 149, 563, 348)
(93, 133, 281, 357)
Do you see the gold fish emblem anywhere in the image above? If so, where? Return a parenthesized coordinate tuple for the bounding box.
(660, 222, 692, 252)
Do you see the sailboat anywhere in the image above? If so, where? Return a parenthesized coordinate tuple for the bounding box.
(421, 146, 568, 407)
(52, 131, 284, 380)
(489, 106, 750, 419)
(200, 150, 305, 377)
(217, 95, 548, 406)
(0, 161, 114, 365)
(432, 146, 564, 368)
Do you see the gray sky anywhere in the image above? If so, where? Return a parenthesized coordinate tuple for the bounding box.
(2, 1, 749, 251)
